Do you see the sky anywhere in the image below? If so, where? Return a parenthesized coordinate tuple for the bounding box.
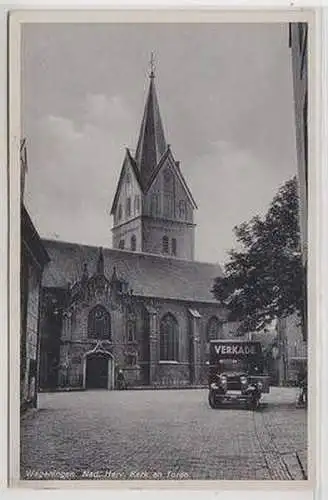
(22, 22, 297, 265)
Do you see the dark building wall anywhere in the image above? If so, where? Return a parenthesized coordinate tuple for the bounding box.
(39, 287, 66, 390)
(21, 204, 49, 409)
(289, 22, 308, 270)
(289, 22, 308, 344)
(21, 251, 42, 407)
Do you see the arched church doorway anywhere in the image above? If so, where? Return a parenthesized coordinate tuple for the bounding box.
(85, 352, 113, 389)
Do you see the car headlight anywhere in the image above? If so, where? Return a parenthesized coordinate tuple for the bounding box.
(219, 375, 227, 385)
(240, 376, 248, 385)
(210, 382, 219, 390)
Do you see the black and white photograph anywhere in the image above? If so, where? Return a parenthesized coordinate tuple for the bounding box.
(15, 12, 310, 484)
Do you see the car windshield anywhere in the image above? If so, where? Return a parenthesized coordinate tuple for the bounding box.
(217, 359, 262, 374)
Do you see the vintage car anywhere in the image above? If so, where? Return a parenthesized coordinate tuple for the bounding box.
(208, 339, 270, 410)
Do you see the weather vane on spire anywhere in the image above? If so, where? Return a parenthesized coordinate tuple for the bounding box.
(149, 52, 156, 78)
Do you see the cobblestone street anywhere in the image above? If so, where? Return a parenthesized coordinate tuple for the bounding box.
(20, 387, 307, 481)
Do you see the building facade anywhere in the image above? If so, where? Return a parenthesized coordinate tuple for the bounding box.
(289, 22, 308, 268)
(20, 139, 49, 411)
(39, 244, 228, 390)
(289, 22, 308, 354)
(21, 139, 50, 409)
(39, 69, 228, 390)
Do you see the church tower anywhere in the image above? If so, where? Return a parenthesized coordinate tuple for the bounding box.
(110, 58, 197, 260)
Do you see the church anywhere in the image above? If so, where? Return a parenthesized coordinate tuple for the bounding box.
(39, 66, 229, 391)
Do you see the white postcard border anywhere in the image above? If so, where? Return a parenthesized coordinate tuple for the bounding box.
(1, 3, 326, 500)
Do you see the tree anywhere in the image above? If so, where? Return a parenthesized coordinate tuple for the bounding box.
(212, 177, 306, 338)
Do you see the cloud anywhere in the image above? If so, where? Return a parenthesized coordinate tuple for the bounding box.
(24, 93, 135, 246)
(22, 22, 297, 264)
(189, 140, 295, 264)
(45, 115, 84, 142)
(84, 94, 132, 126)
(24, 108, 295, 266)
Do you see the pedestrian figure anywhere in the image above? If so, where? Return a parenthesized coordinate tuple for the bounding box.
(297, 367, 307, 407)
(116, 369, 127, 390)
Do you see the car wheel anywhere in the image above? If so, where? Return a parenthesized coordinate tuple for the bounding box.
(208, 391, 219, 409)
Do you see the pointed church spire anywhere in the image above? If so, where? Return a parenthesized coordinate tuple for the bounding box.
(96, 247, 104, 275)
(149, 51, 155, 79)
(135, 54, 167, 187)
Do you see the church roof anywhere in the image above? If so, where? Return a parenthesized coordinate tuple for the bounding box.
(135, 74, 167, 187)
(41, 239, 223, 304)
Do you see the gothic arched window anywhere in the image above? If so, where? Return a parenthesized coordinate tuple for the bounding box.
(206, 316, 222, 342)
(178, 200, 187, 219)
(134, 195, 140, 215)
(160, 313, 179, 361)
(171, 238, 177, 256)
(131, 235, 136, 251)
(126, 197, 131, 218)
(162, 235, 169, 254)
(163, 194, 173, 218)
(163, 169, 173, 191)
(163, 168, 174, 218)
(151, 193, 160, 216)
(119, 239, 125, 250)
(118, 203, 122, 221)
(88, 305, 111, 340)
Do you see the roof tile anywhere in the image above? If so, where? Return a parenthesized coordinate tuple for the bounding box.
(42, 239, 223, 303)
